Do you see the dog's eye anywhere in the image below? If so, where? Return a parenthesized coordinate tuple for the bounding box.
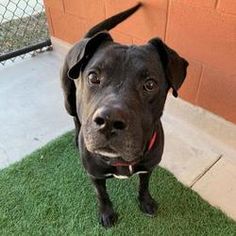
(143, 79, 157, 92)
(88, 72, 100, 85)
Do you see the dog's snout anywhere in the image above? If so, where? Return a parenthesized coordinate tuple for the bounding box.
(93, 106, 127, 133)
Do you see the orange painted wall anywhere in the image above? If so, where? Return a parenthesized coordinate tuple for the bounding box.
(43, 0, 236, 124)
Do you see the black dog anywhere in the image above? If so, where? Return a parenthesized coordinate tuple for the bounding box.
(61, 3, 188, 228)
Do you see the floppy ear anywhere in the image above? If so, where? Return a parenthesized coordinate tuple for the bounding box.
(61, 31, 113, 117)
(148, 38, 188, 97)
(68, 31, 113, 79)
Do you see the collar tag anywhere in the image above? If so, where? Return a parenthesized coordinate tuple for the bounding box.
(129, 165, 133, 174)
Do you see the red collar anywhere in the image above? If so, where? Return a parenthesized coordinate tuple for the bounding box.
(147, 131, 157, 151)
(111, 131, 157, 167)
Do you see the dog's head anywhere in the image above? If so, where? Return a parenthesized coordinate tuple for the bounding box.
(64, 31, 188, 163)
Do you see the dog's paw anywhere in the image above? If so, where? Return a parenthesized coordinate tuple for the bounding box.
(100, 209, 118, 228)
(138, 194, 158, 216)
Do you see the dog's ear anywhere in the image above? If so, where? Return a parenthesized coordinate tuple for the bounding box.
(148, 38, 188, 97)
(61, 31, 113, 117)
(68, 31, 113, 80)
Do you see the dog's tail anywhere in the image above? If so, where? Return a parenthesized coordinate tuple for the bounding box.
(85, 2, 142, 38)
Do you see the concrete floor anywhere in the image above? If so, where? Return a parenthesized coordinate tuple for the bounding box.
(0, 51, 235, 221)
(0, 52, 73, 168)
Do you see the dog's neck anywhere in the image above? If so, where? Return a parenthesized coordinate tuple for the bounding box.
(109, 131, 158, 178)
(111, 130, 158, 167)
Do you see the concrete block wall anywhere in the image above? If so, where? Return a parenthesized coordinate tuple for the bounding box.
(43, 0, 236, 124)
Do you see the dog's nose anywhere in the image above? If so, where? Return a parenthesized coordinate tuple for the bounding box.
(93, 106, 127, 133)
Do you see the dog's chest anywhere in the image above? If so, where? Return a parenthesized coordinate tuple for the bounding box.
(105, 165, 148, 179)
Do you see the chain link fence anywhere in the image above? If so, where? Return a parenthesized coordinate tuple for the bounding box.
(0, 0, 52, 65)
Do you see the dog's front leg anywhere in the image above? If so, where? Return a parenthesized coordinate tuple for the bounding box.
(138, 172, 158, 216)
(91, 178, 118, 227)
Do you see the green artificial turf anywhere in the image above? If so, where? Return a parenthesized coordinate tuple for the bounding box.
(0, 132, 235, 235)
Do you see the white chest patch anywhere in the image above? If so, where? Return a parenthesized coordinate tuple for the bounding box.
(104, 169, 148, 179)
(113, 174, 130, 179)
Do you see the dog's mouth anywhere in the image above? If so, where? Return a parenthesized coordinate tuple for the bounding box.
(94, 146, 141, 166)
(94, 146, 120, 158)
(110, 159, 139, 166)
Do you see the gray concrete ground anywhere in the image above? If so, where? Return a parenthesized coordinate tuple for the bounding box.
(0, 52, 73, 168)
(0, 49, 235, 220)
